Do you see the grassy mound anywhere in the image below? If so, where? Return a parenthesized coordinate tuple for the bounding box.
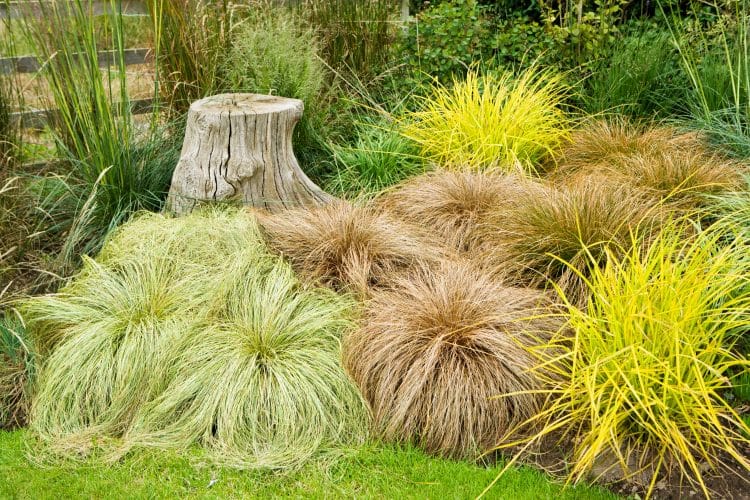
(401, 68, 571, 173)
(478, 178, 661, 304)
(379, 170, 546, 253)
(23, 208, 367, 468)
(556, 120, 743, 208)
(256, 200, 446, 295)
(122, 255, 367, 469)
(344, 259, 562, 459)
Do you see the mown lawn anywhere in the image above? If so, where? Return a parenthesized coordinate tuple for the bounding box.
(0, 430, 619, 499)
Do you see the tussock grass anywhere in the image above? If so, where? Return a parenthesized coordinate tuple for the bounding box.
(379, 170, 546, 253)
(329, 120, 427, 196)
(555, 119, 744, 207)
(478, 178, 661, 304)
(344, 260, 563, 459)
(256, 200, 447, 295)
(26, 254, 209, 454)
(498, 225, 750, 497)
(122, 257, 367, 469)
(24, 208, 366, 468)
(401, 68, 571, 173)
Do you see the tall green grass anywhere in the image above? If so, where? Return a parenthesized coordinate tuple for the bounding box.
(0, 311, 33, 429)
(662, 0, 750, 157)
(20, 0, 179, 267)
(498, 224, 750, 497)
(298, 0, 398, 79)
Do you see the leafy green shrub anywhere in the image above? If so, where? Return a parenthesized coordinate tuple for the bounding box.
(397, 0, 496, 83)
(25, 209, 367, 468)
(401, 68, 571, 172)
(328, 119, 427, 195)
(500, 225, 750, 498)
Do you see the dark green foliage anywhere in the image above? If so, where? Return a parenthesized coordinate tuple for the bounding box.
(0, 312, 33, 429)
(582, 23, 685, 117)
(397, 0, 496, 84)
(327, 119, 427, 195)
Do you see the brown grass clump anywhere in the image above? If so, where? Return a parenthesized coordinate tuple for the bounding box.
(554, 119, 744, 208)
(378, 170, 547, 253)
(255, 200, 446, 295)
(343, 259, 563, 459)
(478, 178, 661, 305)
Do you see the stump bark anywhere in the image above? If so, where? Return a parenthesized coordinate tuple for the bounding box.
(166, 93, 333, 214)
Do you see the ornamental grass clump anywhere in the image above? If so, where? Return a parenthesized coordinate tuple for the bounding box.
(344, 260, 563, 459)
(401, 68, 571, 173)
(379, 170, 546, 253)
(556, 119, 743, 208)
(24, 208, 368, 468)
(26, 253, 210, 455)
(479, 178, 661, 305)
(498, 226, 750, 498)
(123, 256, 367, 469)
(256, 200, 447, 295)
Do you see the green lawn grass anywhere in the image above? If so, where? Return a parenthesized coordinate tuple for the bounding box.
(0, 430, 620, 499)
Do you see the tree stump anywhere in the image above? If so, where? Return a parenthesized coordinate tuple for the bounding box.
(166, 93, 333, 214)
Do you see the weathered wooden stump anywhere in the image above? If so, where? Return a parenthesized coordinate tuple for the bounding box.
(166, 93, 333, 214)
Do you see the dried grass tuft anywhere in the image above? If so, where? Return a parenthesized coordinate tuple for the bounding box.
(379, 170, 546, 253)
(555, 119, 744, 208)
(478, 178, 661, 305)
(256, 200, 447, 295)
(343, 259, 563, 459)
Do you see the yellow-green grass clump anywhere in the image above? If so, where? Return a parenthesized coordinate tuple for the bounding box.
(401, 68, 571, 173)
(256, 200, 448, 296)
(500, 225, 750, 497)
(379, 169, 547, 253)
(555, 119, 744, 208)
(24, 208, 367, 468)
(122, 255, 367, 469)
(478, 178, 661, 305)
(344, 260, 563, 459)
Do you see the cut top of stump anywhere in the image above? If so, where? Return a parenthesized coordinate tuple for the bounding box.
(189, 93, 303, 119)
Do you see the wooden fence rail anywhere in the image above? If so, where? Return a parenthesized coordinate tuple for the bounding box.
(0, 47, 150, 75)
(0, 0, 147, 19)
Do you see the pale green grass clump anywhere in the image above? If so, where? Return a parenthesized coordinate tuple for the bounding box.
(500, 225, 750, 497)
(23, 209, 366, 468)
(401, 68, 571, 173)
(123, 256, 367, 469)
